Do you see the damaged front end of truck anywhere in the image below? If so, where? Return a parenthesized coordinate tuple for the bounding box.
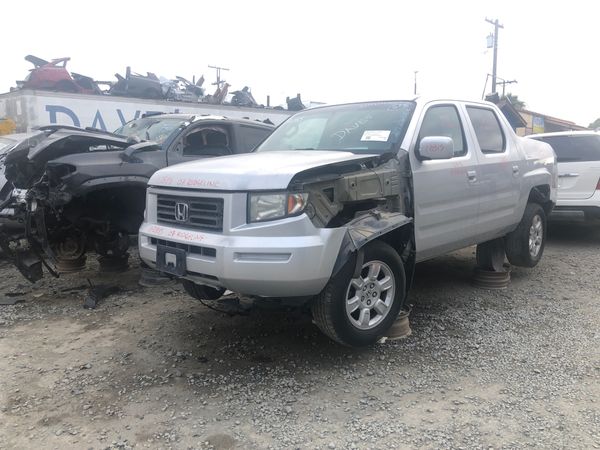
(0, 126, 158, 282)
(288, 150, 416, 295)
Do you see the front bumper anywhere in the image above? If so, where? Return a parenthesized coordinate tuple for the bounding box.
(139, 209, 346, 297)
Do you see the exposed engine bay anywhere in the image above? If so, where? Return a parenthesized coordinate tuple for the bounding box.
(289, 151, 415, 289)
(0, 127, 157, 282)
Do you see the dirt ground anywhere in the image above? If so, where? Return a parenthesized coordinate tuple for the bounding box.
(0, 222, 598, 450)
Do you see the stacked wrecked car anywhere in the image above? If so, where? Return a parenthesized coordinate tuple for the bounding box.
(12, 54, 306, 109)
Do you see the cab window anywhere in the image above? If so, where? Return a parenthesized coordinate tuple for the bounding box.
(418, 105, 467, 157)
(467, 107, 506, 154)
(238, 125, 271, 152)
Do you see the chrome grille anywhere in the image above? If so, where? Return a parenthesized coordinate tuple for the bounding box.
(156, 194, 224, 232)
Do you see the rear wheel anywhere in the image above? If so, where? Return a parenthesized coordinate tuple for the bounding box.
(505, 202, 546, 267)
(311, 240, 405, 347)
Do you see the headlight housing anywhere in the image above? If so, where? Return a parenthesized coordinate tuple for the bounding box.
(248, 192, 309, 223)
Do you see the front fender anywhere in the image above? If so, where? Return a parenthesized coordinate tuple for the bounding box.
(331, 211, 412, 276)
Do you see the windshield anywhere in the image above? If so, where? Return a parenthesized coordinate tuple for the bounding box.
(114, 117, 188, 146)
(533, 134, 600, 162)
(256, 101, 415, 154)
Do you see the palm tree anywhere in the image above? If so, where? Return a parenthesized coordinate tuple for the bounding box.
(504, 93, 525, 109)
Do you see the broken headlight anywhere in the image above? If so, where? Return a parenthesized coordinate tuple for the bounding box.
(248, 192, 308, 223)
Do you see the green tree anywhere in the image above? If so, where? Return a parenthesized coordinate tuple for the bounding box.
(503, 93, 525, 109)
(588, 118, 600, 129)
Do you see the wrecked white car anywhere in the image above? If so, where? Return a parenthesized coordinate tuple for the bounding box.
(139, 99, 557, 346)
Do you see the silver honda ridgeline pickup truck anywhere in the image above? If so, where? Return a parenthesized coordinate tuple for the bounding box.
(139, 99, 557, 346)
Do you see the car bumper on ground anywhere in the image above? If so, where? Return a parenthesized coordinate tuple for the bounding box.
(138, 215, 346, 298)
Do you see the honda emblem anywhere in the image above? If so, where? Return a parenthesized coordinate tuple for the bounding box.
(175, 202, 189, 222)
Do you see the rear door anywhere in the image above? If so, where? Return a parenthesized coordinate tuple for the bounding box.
(534, 134, 600, 200)
(464, 105, 522, 237)
(409, 103, 480, 261)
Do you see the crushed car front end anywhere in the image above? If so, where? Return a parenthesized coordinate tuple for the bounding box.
(0, 126, 159, 281)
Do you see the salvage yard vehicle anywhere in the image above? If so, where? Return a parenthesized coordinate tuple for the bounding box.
(16, 55, 103, 95)
(109, 66, 164, 99)
(527, 131, 600, 221)
(0, 114, 274, 281)
(139, 99, 558, 347)
(0, 132, 44, 226)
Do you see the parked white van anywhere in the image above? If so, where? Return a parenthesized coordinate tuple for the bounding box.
(528, 131, 600, 221)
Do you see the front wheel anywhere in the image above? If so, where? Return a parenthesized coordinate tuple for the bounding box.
(311, 240, 406, 347)
(505, 202, 546, 267)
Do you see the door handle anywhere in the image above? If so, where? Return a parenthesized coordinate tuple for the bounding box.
(512, 165, 520, 175)
(467, 170, 477, 182)
(558, 173, 579, 178)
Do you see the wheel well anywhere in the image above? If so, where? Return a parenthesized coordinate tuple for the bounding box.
(528, 185, 553, 215)
(378, 224, 413, 258)
(376, 224, 416, 294)
(65, 184, 147, 234)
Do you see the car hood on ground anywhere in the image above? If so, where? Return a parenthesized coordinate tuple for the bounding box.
(148, 150, 380, 191)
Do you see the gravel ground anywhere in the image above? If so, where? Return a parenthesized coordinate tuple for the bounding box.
(0, 222, 598, 449)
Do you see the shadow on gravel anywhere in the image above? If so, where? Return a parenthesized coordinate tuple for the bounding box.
(154, 250, 486, 376)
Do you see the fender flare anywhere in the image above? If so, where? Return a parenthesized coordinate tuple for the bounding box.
(331, 211, 413, 277)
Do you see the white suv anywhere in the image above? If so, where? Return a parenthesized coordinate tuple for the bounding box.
(528, 131, 600, 221)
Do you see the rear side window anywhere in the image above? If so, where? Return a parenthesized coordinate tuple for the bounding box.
(466, 107, 505, 153)
(533, 135, 600, 162)
(418, 105, 466, 156)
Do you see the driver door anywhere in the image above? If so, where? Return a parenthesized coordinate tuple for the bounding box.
(409, 103, 481, 262)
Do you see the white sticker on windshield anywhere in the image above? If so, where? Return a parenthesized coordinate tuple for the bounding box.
(360, 130, 391, 142)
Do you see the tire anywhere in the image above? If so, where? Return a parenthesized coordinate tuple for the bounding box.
(476, 238, 506, 271)
(504, 202, 546, 267)
(311, 240, 406, 347)
(182, 280, 225, 301)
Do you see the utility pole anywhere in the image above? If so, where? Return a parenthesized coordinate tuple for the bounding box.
(498, 79, 517, 97)
(208, 65, 230, 89)
(413, 70, 418, 95)
(485, 18, 503, 94)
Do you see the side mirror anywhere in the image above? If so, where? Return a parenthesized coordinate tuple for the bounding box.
(121, 141, 159, 162)
(417, 136, 455, 160)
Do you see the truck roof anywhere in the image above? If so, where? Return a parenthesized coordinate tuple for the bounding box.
(139, 112, 275, 128)
(298, 97, 500, 112)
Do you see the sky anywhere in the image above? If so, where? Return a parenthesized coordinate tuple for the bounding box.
(2, 0, 599, 126)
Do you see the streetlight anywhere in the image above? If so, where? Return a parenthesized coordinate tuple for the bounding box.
(414, 70, 419, 96)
